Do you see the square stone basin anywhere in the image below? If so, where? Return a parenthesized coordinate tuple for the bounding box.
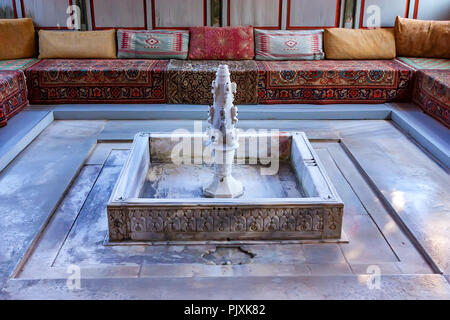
(107, 131, 343, 241)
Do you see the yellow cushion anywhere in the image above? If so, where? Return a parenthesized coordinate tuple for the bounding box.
(38, 30, 117, 59)
(324, 28, 396, 60)
(395, 16, 450, 58)
(0, 18, 37, 60)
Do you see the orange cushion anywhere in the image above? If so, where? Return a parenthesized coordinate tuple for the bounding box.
(0, 18, 36, 60)
(324, 28, 396, 60)
(395, 16, 450, 58)
(38, 30, 117, 59)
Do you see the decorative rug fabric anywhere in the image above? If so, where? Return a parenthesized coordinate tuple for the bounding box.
(396, 57, 450, 70)
(0, 71, 28, 127)
(0, 58, 40, 71)
(25, 59, 168, 104)
(256, 60, 414, 104)
(188, 26, 254, 60)
(167, 59, 259, 104)
(413, 69, 450, 128)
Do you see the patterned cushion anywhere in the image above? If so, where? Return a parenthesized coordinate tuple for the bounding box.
(255, 29, 324, 61)
(117, 29, 189, 59)
(0, 71, 28, 127)
(188, 26, 254, 60)
(413, 69, 449, 128)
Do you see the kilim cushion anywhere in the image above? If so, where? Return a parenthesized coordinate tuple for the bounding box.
(117, 29, 189, 59)
(255, 29, 324, 61)
(188, 26, 254, 60)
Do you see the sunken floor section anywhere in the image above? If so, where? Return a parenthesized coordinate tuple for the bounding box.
(142, 162, 306, 199)
(1, 119, 449, 299)
(14, 141, 433, 280)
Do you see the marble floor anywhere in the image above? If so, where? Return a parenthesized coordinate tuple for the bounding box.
(0, 119, 449, 299)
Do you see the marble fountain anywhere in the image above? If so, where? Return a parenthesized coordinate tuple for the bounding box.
(107, 65, 344, 242)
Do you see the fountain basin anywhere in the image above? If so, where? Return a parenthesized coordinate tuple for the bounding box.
(107, 132, 343, 241)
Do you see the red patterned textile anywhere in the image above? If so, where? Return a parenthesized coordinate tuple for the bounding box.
(25, 59, 168, 104)
(0, 71, 28, 127)
(413, 69, 450, 128)
(256, 60, 414, 104)
(188, 26, 254, 60)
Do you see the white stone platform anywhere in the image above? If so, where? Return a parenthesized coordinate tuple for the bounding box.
(0, 106, 449, 299)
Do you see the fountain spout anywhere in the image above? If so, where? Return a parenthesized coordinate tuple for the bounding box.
(203, 65, 244, 198)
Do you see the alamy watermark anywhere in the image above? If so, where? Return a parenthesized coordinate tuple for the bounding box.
(66, 264, 81, 290)
(366, 5, 381, 28)
(366, 265, 381, 290)
(169, 121, 280, 176)
(64, 5, 81, 30)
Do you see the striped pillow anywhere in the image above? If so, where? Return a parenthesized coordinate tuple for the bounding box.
(255, 29, 324, 60)
(117, 29, 189, 59)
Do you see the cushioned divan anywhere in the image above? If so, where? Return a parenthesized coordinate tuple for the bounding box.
(167, 59, 258, 104)
(256, 60, 414, 104)
(25, 59, 168, 104)
(23, 59, 416, 106)
(0, 70, 28, 127)
(413, 69, 449, 128)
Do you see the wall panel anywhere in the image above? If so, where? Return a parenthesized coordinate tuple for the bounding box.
(360, 0, 409, 28)
(21, 0, 72, 29)
(413, 0, 450, 20)
(0, 0, 17, 18)
(90, 0, 147, 29)
(228, 0, 282, 29)
(287, 0, 341, 29)
(152, 0, 206, 29)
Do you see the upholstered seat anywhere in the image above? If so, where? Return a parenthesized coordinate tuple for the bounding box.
(256, 60, 414, 104)
(0, 70, 28, 127)
(25, 59, 168, 104)
(167, 59, 259, 105)
(413, 69, 450, 128)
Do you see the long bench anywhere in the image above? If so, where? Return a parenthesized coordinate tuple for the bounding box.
(24, 58, 416, 104)
(0, 57, 449, 129)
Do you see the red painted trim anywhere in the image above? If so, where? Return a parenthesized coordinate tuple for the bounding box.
(20, 0, 73, 29)
(360, 0, 410, 28)
(413, 0, 419, 19)
(151, 0, 207, 29)
(286, 0, 341, 29)
(90, 0, 148, 30)
(227, 0, 282, 29)
(12, 0, 18, 18)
